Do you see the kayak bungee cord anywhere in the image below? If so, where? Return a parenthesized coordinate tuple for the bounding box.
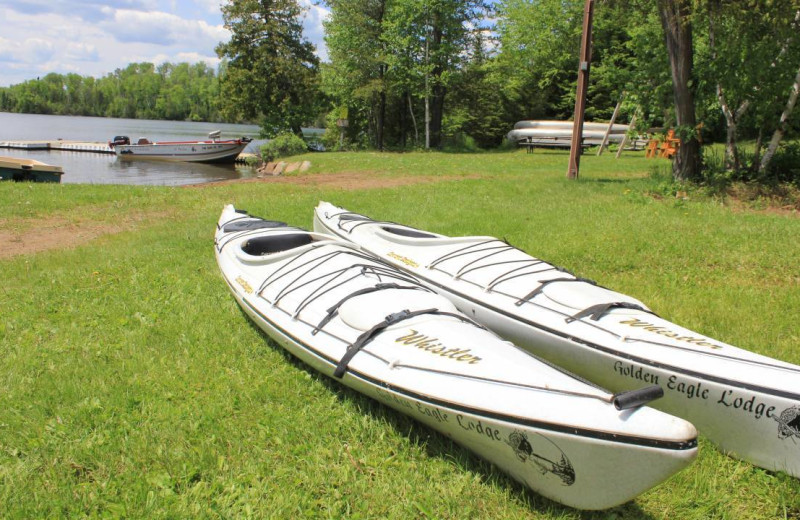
(247, 239, 654, 407)
(311, 283, 428, 335)
(323, 212, 800, 375)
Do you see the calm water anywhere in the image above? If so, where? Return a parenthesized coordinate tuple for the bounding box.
(0, 112, 266, 185)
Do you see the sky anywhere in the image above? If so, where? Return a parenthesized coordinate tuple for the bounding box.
(0, 0, 331, 87)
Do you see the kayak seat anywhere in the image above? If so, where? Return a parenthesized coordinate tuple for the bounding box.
(223, 219, 288, 232)
(241, 233, 313, 256)
(381, 226, 437, 239)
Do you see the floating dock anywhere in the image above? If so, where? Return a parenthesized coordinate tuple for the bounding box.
(0, 140, 255, 163)
(0, 140, 114, 153)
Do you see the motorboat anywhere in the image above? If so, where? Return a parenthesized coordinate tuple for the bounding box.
(110, 131, 251, 163)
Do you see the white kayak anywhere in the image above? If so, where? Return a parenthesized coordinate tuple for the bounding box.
(313, 201, 800, 478)
(216, 205, 697, 510)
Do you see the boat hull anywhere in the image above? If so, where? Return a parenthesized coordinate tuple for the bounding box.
(116, 140, 248, 163)
(216, 205, 697, 509)
(313, 202, 800, 478)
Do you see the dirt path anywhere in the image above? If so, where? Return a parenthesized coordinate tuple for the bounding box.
(0, 209, 172, 259)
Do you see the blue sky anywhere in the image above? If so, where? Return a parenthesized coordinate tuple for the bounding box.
(0, 0, 330, 86)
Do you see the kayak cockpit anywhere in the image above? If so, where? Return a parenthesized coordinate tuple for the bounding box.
(241, 233, 315, 256)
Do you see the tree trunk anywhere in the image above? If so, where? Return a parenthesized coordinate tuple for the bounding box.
(709, 3, 746, 172)
(657, 0, 701, 182)
(424, 33, 430, 150)
(408, 92, 419, 147)
(428, 16, 445, 149)
(430, 84, 446, 148)
(376, 87, 386, 151)
(375, 2, 387, 152)
(751, 129, 763, 174)
(723, 114, 739, 171)
(759, 62, 800, 173)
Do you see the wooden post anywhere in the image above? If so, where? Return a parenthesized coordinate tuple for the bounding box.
(566, 0, 595, 180)
(597, 95, 623, 156)
(615, 111, 637, 159)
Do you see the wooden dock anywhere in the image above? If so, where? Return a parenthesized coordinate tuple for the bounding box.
(0, 140, 255, 163)
(0, 140, 114, 154)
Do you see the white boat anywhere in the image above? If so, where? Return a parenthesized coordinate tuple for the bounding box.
(313, 202, 800, 478)
(110, 131, 251, 163)
(215, 204, 697, 510)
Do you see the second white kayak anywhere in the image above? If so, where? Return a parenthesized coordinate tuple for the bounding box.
(313, 201, 800, 478)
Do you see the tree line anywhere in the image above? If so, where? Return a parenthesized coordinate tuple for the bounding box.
(0, 62, 225, 122)
(215, 0, 799, 180)
(2, 0, 799, 181)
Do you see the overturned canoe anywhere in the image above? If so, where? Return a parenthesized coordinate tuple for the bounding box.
(313, 201, 800, 478)
(216, 204, 696, 510)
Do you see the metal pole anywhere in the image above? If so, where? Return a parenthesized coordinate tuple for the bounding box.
(566, 0, 595, 180)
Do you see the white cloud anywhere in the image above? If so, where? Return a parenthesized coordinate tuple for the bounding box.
(194, 0, 222, 15)
(65, 43, 99, 61)
(299, 0, 330, 61)
(0, 1, 328, 86)
(100, 9, 228, 47)
(0, 36, 55, 63)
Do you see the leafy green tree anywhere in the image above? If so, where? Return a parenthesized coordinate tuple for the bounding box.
(494, 0, 582, 120)
(657, 0, 702, 181)
(442, 31, 510, 148)
(700, 0, 800, 174)
(322, 0, 489, 149)
(0, 62, 225, 122)
(322, 0, 389, 149)
(216, 0, 321, 136)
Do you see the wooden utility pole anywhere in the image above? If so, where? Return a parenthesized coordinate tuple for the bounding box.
(566, 0, 595, 180)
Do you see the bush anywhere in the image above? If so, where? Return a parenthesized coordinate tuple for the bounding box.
(765, 141, 800, 186)
(260, 132, 308, 162)
(441, 132, 481, 153)
(701, 141, 800, 188)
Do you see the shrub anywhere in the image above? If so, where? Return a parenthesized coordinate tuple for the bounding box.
(701, 141, 800, 188)
(765, 141, 800, 186)
(441, 132, 481, 153)
(260, 132, 307, 162)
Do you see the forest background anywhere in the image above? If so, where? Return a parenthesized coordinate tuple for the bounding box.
(1, 0, 799, 183)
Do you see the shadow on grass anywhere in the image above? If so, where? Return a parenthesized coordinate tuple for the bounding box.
(238, 308, 657, 520)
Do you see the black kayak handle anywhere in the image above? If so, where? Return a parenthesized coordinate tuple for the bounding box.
(612, 385, 664, 410)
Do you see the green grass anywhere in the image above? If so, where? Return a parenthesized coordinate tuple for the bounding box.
(1, 149, 799, 519)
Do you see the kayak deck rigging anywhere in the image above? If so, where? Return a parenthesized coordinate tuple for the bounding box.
(325, 211, 800, 379)
(230, 231, 653, 405)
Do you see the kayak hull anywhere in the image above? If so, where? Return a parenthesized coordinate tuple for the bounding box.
(216, 205, 697, 509)
(313, 201, 800, 478)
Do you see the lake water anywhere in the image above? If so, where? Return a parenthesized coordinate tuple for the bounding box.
(0, 112, 267, 185)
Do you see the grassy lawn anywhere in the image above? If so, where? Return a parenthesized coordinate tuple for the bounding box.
(1, 148, 798, 518)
